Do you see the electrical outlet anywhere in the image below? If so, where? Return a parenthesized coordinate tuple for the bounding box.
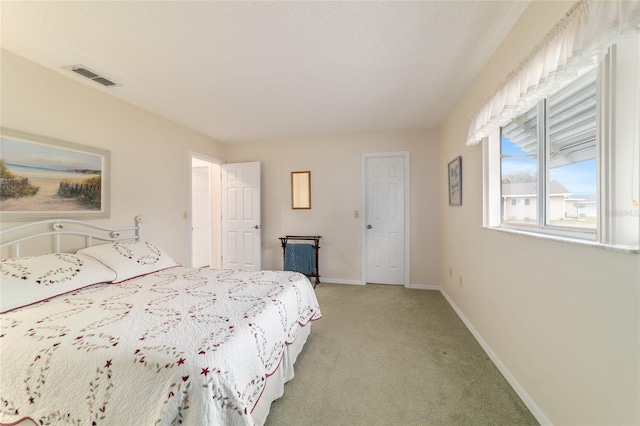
(459, 275, 463, 286)
(354, 210, 360, 219)
(183, 211, 188, 220)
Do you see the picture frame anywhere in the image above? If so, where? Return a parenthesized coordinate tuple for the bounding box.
(448, 156, 462, 206)
(0, 128, 110, 220)
(291, 171, 311, 209)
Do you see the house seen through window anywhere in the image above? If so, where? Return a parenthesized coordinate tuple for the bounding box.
(500, 67, 597, 235)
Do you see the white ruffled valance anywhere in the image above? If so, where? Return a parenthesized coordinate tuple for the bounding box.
(466, 0, 640, 146)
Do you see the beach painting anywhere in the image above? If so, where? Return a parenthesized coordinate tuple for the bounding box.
(0, 128, 110, 220)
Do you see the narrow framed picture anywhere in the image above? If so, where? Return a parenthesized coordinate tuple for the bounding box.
(291, 170, 311, 209)
(448, 156, 462, 206)
(0, 128, 110, 220)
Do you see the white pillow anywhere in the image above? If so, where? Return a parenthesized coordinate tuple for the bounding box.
(77, 240, 179, 283)
(0, 253, 117, 313)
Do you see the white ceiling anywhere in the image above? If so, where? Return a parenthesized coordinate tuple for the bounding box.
(1, 1, 530, 144)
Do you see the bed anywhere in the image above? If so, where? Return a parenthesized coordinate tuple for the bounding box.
(0, 217, 321, 426)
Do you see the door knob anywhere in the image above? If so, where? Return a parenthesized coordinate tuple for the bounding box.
(254, 225, 260, 229)
(367, 224, 372, 229)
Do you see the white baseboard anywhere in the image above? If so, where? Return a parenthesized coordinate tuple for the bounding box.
(439, 289, 552, 426)
(408, 283, 440, 290)
(320, 278, 364, 285)
(319, 281, 440, 290)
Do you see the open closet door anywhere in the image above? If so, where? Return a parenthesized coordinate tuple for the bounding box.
(221, 162, 261, 270)
(191, 165, 212, 268)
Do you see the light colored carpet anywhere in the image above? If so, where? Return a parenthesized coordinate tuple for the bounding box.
(265, 284, 538, 426)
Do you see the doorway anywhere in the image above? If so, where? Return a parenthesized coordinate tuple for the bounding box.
(361, 152, 410, 286)
(189, 155, 262, 271)
(189, 153, 221, 268)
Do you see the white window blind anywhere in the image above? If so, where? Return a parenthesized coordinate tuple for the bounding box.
(467, 0, 640, 146)
(502, 68, 597, 169)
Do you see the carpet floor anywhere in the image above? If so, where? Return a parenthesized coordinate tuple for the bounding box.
(265, 283, 538, 426)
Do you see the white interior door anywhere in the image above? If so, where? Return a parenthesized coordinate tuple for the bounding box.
(192, 166, 211, 267)
(364, 154, 408, 285)
(221, 162, 261, 270)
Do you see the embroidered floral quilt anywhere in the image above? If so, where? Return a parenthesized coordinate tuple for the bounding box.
(0, 267, 321, 425)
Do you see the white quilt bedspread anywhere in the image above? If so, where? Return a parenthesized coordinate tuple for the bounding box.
(0, 267, 321, 425)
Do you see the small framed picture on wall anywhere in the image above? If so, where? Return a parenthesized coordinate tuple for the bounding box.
(448, 156, 462, 206)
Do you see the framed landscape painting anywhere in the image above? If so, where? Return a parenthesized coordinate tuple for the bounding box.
(0, 128, 110, 220)
(448, 156, 462, 206)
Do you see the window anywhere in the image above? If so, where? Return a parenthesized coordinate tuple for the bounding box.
(483, 39, 640, 251)
(500, 67, 597, 236)
(470, 1, 640, 251)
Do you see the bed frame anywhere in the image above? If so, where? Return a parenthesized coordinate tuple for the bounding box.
(0, 215, 318, 426)
(0, 215, 143, 258)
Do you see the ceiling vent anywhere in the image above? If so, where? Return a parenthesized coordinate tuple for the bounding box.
(64, 65, 118, 87)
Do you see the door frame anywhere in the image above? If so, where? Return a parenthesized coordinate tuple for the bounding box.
(188, 151, 222, 268)
(361, 151, 411, 287)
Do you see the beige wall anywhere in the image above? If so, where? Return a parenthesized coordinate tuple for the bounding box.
(224, 130, 440, 286)
(1, 50, 225, 265)
(439, 1, 640, 425)
(1, 49, 440, 286)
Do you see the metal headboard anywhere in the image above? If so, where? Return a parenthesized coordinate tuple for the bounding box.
(0, 216, 143, 258)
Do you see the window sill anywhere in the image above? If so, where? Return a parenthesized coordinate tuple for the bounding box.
(484, 226, 640, 254)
